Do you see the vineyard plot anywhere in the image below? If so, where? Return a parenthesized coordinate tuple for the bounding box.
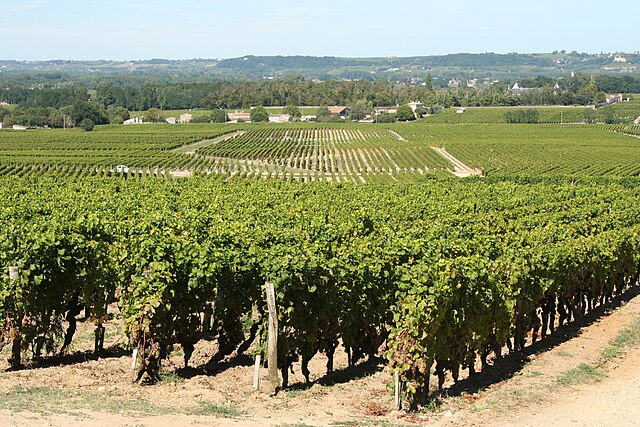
(196, 126, 451, 182)
(393, 123, 640, 177)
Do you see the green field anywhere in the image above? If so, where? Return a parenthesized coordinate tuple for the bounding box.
(602, 99, 640, 120)
(424, 106, 590, 124)
(4, 114, 640, 407)
(2, 121, 640, 180)
(395, 123, 640, 176)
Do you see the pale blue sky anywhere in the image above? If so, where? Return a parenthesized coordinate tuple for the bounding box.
(1, 0, 638, 60)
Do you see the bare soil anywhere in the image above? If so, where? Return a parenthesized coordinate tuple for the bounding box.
(0, 290, 638, 427)
(432, 289, 640, 427)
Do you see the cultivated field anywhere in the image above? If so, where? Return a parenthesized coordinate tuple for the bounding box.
(2, 121, 640, 181)
(3, 118, 640, 425)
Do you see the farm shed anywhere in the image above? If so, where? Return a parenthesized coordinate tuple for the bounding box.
(374, 106, 399, 115)
(268, 114, 292, 123)
(329, 106, 350, 117)
(228, 112, 251, 122)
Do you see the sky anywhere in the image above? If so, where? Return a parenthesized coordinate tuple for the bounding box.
(1, 0, 638, 60)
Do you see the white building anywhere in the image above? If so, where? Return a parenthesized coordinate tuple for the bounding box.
(606, 94, 624, 104)
(227, 112, 251, 122)
(179, 113, 193, 123)
(268, 114, 292, 123)
(407, 101, 424, 113)
(374, 106, 399, 115)
(0, 122, 3, 129)
(12, 125, 27, 130)
(123, 117, 144, 125)
(165, 117, 177, 124)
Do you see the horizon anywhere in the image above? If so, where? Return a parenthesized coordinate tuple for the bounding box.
(2, 50, 636, 63)
(0, 0, 638, 61)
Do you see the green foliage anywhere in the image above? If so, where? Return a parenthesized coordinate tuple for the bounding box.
(505, 109, 539, 123)
(395, 105, 415, 122)
(283, 105, 302, 118)
(557, 364, 605, 385)
(250, 106, 269, 122)
(107, 106, 130, 125)
(414, 107, 427, 118)
(210, 109, 228, 123)
(143, 108, 165, 123)
(69, 101, 108, 126)
(375, 113, 396, 123)
(583, 109, 597, 124)
(2, 172, 640, 395)
(350, 100, 372, 121)
(79, 119, 95, 131)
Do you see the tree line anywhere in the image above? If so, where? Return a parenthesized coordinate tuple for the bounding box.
(0, 72, 637, 128)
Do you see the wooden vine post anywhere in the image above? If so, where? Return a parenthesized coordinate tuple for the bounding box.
(8, 266, 19, 281)
(515, 298, 524, 351)
(265, 281, 279, 395)
(394, 370, 403, 411)
(252, 333, 262, 391)
(130, 347, 139, 383)
(8, 267, 21, 368)
(130, 268, 151, 382)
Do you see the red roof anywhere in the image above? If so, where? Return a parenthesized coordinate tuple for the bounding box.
(328, 106, 348, 114)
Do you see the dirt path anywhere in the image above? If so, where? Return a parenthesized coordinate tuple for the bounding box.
(172, 130, 245, 154)
(387, 129, 407, 142)
(432, 292, 640, 427)
(430, 146, 482, 177)
(1, 290, 639, 426)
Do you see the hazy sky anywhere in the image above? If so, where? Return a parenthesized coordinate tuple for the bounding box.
(1, 0, 638, 60)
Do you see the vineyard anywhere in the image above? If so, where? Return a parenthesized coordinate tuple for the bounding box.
(2, 174, 640, 409)
(2, 121, 640, 181)
(398, 123, 640, 176)
(0, 124, 242, 178)
(422, 106, 591, 124)
(197, 126, 451, 182)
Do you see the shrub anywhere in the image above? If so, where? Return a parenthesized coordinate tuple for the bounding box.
(79, 118, 95, 131)
(505, 109, 539, 123)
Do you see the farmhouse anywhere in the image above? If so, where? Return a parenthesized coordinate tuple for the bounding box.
(165, 117, 177, 124)
(374, 106, 399, 115)
(328, 106, 350, 117)
(605, 93, 624, 104)
(407, 101, 424, 113)
(123, 116, 144, 125)
(227, 112, 251, 123)
(12, 125, 27, 130)
(180, 113, 193, 123)
(268, 114, 292, 123)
